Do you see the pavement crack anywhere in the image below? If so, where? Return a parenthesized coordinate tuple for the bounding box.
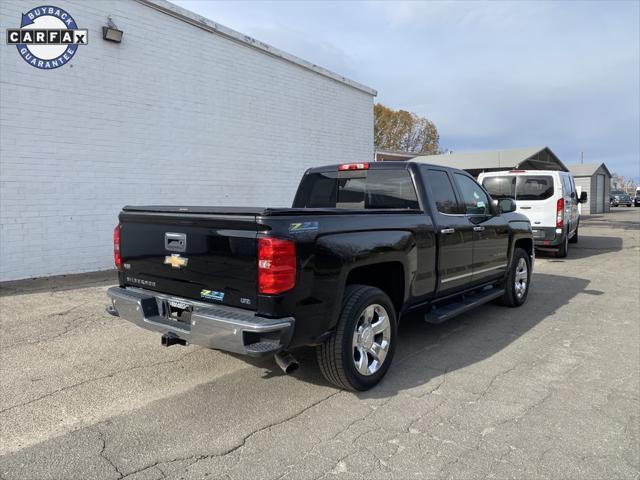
(119, 390, 342, 479)
(96, 427, 125, 479)
(473, 363, 520, 400)
(1, 304, 92, 350)
(0, 349, 201, 415)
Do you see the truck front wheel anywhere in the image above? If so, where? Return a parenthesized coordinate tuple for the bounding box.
(498, 248, 531, 307)
(316, 285, 397, 391)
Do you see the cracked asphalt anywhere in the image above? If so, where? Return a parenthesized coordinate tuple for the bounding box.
(1, 209, 638, 480)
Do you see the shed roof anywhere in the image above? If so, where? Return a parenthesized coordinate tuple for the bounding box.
(412, 146, 568, 172)
(138, 0, 377, 96)
(567, 163, 612, 177)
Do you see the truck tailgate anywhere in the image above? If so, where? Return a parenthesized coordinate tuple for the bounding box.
(119, 209, 261, 310)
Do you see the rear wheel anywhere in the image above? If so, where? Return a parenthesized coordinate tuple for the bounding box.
(556, 234, 568, 258)
(569, 227, 578, 244)
(316, 285, 397, 391)
(499, 248, 531, 307)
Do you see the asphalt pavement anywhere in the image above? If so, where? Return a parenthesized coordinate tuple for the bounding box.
(1, 208, 638, 479)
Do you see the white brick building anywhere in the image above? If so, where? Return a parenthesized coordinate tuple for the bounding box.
(0, 0, 376, 281)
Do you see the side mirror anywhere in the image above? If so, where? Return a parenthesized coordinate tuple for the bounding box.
(579, 191, 588, 203)
(499, 198, 517, 213)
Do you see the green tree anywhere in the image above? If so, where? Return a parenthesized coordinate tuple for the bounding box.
(374, 104, 440, 154)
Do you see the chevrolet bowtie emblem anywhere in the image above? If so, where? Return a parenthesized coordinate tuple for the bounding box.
(164, 254, 188, 269)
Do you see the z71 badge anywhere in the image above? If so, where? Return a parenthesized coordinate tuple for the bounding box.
(201, 289, 224, 302)
(289, 221, 319, 233)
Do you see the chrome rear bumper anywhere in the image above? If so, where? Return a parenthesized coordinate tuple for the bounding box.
(106, 286, 294, 356)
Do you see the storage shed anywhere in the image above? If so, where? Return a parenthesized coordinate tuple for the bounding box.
(0, 0, 376, 281)
(567, 163, 612, 215)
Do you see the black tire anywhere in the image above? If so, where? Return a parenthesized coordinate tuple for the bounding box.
(569, 227, 578, 244)
(316, 285, 397, 391)
(499, 248, 531, 307)
(556, 234, 568, 258)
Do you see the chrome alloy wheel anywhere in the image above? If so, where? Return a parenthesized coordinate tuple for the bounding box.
(514, 257, 528, 299)
(352, 304, 391, 376)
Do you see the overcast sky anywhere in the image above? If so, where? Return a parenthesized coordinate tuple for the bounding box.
(173, 0, 640, 179)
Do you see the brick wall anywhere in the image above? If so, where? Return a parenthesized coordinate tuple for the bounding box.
(0, 0, 374, 281)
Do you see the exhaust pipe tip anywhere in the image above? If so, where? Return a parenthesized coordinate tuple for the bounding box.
(161, 333, 187, 347)
(274, 351, 299, 375)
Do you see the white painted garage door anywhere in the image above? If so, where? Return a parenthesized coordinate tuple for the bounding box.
(596, 174, 605, 213)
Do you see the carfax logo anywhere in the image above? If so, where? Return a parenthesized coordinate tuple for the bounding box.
(6, 5, 87, 69)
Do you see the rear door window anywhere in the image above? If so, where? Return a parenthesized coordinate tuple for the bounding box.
(422, 169, 462, 214)
(293, 168, 419, 210)
(516, 176, 554, 200)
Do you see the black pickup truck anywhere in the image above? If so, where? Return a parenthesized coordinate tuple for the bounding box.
(107, 161, 534, 390)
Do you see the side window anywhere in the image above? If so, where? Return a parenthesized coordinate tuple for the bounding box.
(454, 173, 491, 215)
(561, 175, 572, 198)
(569, 176, 578, 203)
(364, 169, 419, 209)
(422, 169, 461, 214)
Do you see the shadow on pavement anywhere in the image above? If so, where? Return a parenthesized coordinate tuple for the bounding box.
(535, 235, 623, 261)
(582, 211, 640, 231)
(568, 235, 624, 259)
(0, 270, 117, 297)
(245, 272, 592, 397)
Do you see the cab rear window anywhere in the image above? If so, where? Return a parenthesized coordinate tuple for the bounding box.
(293, 169, 419, 210)
(482, 175, 554, 201)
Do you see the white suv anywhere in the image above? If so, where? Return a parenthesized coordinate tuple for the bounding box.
(478, 170, 587, 258)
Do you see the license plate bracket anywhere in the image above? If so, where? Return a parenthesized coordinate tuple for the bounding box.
(161, 299, 193, 325)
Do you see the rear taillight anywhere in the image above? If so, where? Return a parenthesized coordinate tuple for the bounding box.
(114, 224, 122, 270)
(258, 237, 296, 295)
(338, 163, 369, 171)
(556, 198, 564, 228)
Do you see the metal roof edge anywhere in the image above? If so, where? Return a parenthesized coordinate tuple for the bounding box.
(136, 0, 377, 96)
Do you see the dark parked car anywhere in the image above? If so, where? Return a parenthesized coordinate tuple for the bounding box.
(107, 162, 534, 390)
(610, 190, 633, 207)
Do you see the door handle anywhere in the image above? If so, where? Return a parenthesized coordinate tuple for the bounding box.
(440, 228, 455, 234)
(473, 226, 485, 232)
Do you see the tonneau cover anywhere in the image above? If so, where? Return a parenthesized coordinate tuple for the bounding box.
(122, 206, 422, 216)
